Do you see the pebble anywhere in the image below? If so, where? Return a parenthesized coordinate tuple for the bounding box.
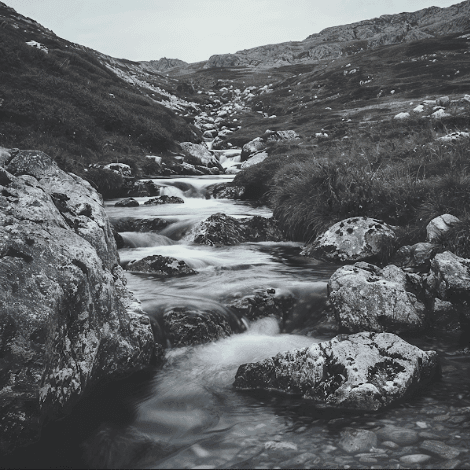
(416, 421, 428, 428)
(399, 454, 432, 465)
(381, 441, 400, 449)
(419, 440, 461, 459)
(376, 426, 419, 446)
(441, 459, 463, 469)
(264, 441, 298, 451)
(419, 431, 442, 439)
(339, 429, 377, 453)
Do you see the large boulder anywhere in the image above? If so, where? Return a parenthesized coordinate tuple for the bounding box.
(426, 214, 460, 242)
(179, 142, 222, 169)
(234, 332, 439, 411)
(391, 242, 439, 272)
(302, 217, 397, 262)
(0, 151, 155, 454)
(188, 213, 285, 246)
(328, 263, 426, 334)
(125, 255, 197, 277)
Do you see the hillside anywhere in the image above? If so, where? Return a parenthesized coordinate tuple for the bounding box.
(0, 1, 204, 174)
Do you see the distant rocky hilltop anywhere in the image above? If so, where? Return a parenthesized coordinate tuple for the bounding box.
(140, 57, 188, 72)
(152, 0, 470, 70)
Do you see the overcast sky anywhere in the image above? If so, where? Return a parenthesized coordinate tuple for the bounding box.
(5, 0, 462, 63)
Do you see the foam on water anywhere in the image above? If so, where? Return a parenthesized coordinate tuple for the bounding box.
(120, 232, 177, 248)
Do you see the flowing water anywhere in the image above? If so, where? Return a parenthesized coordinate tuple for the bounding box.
(17, 175, 469, 469)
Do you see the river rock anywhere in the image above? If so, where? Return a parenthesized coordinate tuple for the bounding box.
(241, 137, 267, 161)
(206, 183, 246, 200)
(179, 142, 222, 169)
(115, 197, 139, 207)
(163, 307, 233, 347)
(426, 214, 460, 242)
(234, 331, 439, 411)
(338, 428, 377, 453)
(227, 289, 295, 324)
(125, 255, 197, 276)
(400, 454, 432, 465)
(328, 263, 426, 334)
(211, 136, 229, 150)
(123, 179, 161, 197)
(392, 242, 439, 272)
(0, 150, 155, 454)
(144, 195, 184, 205)
(376, 425, 419, 446)
(302, 217, 396, 262)
(111, 217, 172, 233)
(241, 151, 269, 169)
(419, 440, 461, 459)
(189, 213, 285, 246)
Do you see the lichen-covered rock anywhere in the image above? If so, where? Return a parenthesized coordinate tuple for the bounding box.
(302, 217, 396, 262)
(234, 332, 439, 411)
(426, 214, 460, 242)
(111, 217, 171, 233)
(144, 195, 184, 205)
(125, 255, 197, 276)
(0, 150, 155, 454)
(115, 197, 139, 207)
(328, 263, 426, 334)
(392, 242, 439, 272)
(226, 288, 295, 324)
(205, 183, 246, 200)
(163, 308, 233, 347)
(188, 213, 285, 246)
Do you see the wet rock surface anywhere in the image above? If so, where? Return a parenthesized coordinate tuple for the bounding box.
(115, 197, 139, 207)
(189, 212, 285, 245)
(328, 262, 427, 334)
(234, 332, 439, 411)
(302, 216, 396, 262)
(143, 195, 184, 205)
(111, 217, 172, 233)
(125, 255, 197, 276)
(205, 182, 246, 199)
(163, 307, 234, 347)
(0, 151, 155, 454)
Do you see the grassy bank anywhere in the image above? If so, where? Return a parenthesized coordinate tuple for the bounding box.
(234, 114, 470, 245)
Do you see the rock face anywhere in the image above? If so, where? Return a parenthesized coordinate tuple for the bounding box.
(0, 151, 155, 454)
(302, 217, 396, 262)
(328, 263, 426, 334)
(125, 255, 197, 276)
(163, 308, 233, 347)
(234, 332, 439, 411)
(426, 214, 460, 242)
(188, 213, 285, 246)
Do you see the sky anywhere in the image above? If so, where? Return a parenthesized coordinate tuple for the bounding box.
(5, 0, 463, 63)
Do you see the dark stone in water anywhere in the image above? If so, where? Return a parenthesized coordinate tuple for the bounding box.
(144, 195, 184, 205)
(125, 255, 197, 277)
(111, 217, 172, 233)
(163, 307, 233, 347)
(115, 197, 139, 207)
(206, 183, 246, 200)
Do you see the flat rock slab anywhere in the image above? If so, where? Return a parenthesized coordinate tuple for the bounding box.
(376, 425, 419, 446)
(234, 332, 439, 411)
(302, 217, 396, 262)
(419, 440, 461, 459)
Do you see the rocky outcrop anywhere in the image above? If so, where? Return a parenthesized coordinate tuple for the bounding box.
(0, 151, 155, 454)
(302, 217, 396, 262)
(234, 332, 439, 411)
(188, 213, 285, 246)
(125, 255, 197, 276)
(163, 307, 233, 347)
(328, 262, 426, 334)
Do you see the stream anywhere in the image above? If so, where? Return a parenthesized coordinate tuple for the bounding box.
(86, 174, 470, 469)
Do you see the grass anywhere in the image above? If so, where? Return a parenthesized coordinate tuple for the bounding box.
(234, 116, 470, 246)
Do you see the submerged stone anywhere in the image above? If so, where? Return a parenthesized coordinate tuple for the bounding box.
(234, 332, 439, 411)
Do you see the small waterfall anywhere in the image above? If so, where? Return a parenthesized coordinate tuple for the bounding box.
(120, 232, 177, 248)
